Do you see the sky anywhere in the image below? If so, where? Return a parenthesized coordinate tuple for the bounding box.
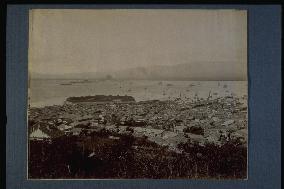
(29, 9, 247, 79)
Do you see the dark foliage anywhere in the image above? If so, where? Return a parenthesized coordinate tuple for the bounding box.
(183, 126, 204, 135)
(66, 95, 135, 103)
(29, 131, 246, 179)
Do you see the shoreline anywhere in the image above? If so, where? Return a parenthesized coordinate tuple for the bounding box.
(28, 80, 247, 108)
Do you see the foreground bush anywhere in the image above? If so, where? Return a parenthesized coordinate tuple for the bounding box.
(28, 132, 247, 179)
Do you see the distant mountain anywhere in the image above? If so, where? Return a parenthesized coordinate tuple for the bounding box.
(31, 62, 246, 81)
(31, 72, 105, 80)
(111, 62, 246, 81)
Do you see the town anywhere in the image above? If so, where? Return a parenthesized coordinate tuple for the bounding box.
(28, 94, 248, 179)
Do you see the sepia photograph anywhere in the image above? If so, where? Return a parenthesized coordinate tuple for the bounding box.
(27, 9, 248, 179)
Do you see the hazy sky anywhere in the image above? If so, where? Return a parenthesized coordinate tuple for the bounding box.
(29, 9, 247, 79)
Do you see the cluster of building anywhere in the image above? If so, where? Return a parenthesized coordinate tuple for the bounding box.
(28, 94, 248, 152)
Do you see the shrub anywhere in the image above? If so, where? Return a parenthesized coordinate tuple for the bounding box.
(183, 126, 204, 135)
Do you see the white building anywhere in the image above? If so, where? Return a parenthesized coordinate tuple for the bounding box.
(29, 128, 51, 141)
